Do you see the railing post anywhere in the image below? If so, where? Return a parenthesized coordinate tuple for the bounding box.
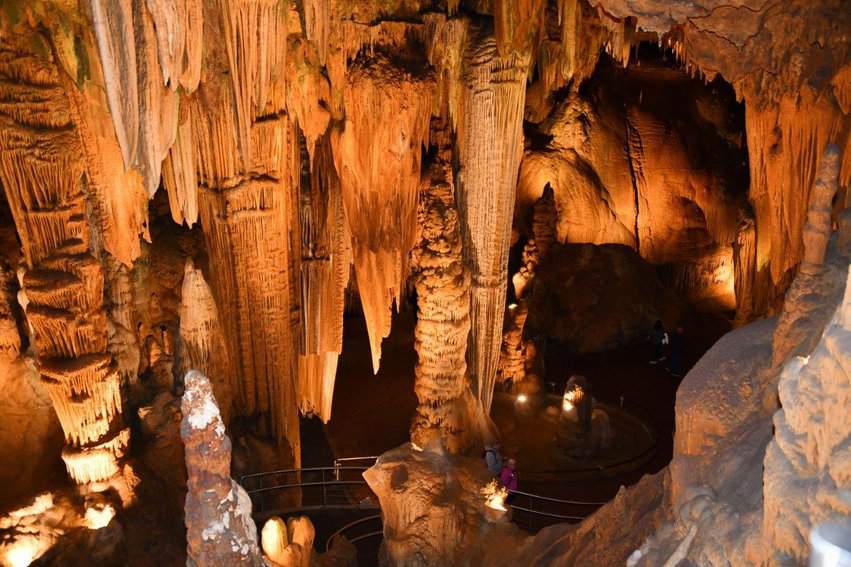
(334, 460, 340, 482)
(322, 468, 327, 507)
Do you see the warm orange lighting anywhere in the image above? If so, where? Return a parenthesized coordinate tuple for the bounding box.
(516, 393, 528, 404)
(562, 387, 583, 412)
(84, 503, 115, 529)
(4, 538, 45, 567)
(481, 479, 509, 512)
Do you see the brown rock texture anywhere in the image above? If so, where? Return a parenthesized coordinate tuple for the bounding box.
(410, 121, 482, 454)
(181, 369, 264, 567)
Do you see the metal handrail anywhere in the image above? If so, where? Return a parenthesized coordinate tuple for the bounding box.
(509, 506, 586, 521)
(508, 489, 607, 507)
(325, 514, 382, 552)
(239, 457, 609, 532)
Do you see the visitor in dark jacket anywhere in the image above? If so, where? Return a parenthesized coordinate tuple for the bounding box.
(649, 320, 669, 364)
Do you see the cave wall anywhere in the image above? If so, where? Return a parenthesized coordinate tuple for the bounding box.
(0, 4, 846, 555)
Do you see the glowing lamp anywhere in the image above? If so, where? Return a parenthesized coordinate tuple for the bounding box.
(480, 479, 509, 512)
(411, 442, 423, 452)
(516, 393, 528, 404)
(84, 503, 115, 529)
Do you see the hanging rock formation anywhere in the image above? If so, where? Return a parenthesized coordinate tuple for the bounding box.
(0, 37, 129, 485)
(296, 135, 350, 422)
(331, 47, 432, 373)
(456, 22, 530, 413)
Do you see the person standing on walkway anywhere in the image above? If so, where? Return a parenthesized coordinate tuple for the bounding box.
(484, 443, 503, 476)
(499, 458, 519, 492)
(649, 320, 669, 365)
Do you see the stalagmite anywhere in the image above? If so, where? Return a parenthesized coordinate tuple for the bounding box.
(498, 186, 556, 386)
(0, 38, 128, 484)
(410, 121, 480, 454)
(178, 261, 233, 425)
(456, 23, 530, 412)
(331, 51, 432, 373)
(181, 370, 264, 567)
(801, 145, 840, 270)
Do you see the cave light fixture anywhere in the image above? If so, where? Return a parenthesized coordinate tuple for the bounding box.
(516, 393, 528, 404)
(481, 479, 509, 512)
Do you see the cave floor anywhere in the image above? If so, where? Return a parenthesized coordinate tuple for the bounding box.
(302, 307, 731, 519)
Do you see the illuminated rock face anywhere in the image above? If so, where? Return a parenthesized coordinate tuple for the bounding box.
(363, 444, 522, 567)
(410, 122, 482, 455)
(0, 36, 129, 485)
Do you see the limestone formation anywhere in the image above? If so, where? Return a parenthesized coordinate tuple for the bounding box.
(181, 369, 264, 567)
(0, 35, 129, 485)
(410, 122, 481, 454)
(331, 47, 432, 374)
(178, 260, 233, 425)
(363, 444, 522, 567)
(498, 185, 556, 386)
(456, 22, 530, 413)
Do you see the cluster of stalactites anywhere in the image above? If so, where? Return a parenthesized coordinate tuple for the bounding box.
(296, 135, 351, 422)
(0, 40, 128, 485)
(331, 50, 433, 374)
(410, 124, 479, 454)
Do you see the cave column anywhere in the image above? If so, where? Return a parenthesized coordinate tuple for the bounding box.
(410, 120, 482, 454)
(455, 22, 531, 413)
(0, 40, 129, 484)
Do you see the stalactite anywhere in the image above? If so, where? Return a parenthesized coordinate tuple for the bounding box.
(178, 260, 234, 425)
(216, 0, 288, 170)
(455, 22, 530, 413)
(303, 0, 330, 66)
(296, 135, 350, 422)
(89, 0, 179, 197)
(163, 103, 198, 227)
(745, 87, 847, 301)
(0, 38, 129, 484)
(331, 51, 432, 373)
(144, 0, 204, 91)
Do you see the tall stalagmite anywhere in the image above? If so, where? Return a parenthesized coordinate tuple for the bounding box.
(456, 22, 530, 412)
(0, 39, 128, 484)
(498, 185, 557, 386)
(410, 122, 480, 454)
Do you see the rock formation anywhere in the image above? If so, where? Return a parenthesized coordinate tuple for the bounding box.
(181, 369, 264, 567)
(363, 444, 523, 567)
(0, 33, 129, 485)
(498, 185, 557, 386)
(410, 121, 482, 454)
(455, 21, 530, 413)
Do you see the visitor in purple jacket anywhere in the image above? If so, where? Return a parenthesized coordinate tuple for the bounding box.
(500, 458, 519, 492)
